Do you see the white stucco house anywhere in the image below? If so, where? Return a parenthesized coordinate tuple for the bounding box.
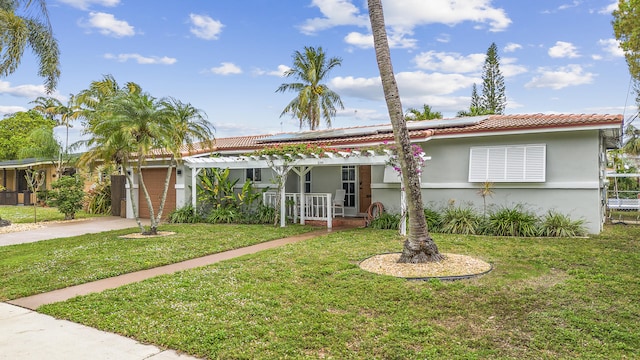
(125, 113, 623, 234)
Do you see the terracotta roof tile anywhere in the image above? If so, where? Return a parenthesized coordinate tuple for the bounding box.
(174, 113, 622, 156)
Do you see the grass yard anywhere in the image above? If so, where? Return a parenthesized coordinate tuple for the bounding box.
(0, 223, 316, 300)
(0, 205, 98, 223)
(38, 225, 640, 359)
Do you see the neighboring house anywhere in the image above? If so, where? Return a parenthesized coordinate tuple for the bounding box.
(125, 114, 622, 234)
(0, 158, 61, 205)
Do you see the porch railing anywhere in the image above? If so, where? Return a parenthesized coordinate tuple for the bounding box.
(263, 192, 333, 227)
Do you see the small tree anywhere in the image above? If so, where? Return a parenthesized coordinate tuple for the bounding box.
(24, 169, 46, 223)
(47, 175, 85, 220)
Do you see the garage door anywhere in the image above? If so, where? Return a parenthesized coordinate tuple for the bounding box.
(138, 168, 176, 219)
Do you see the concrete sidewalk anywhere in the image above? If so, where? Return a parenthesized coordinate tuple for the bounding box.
(0, 216, 139, 246)
(1, 218, 340, 360)
(0, 303, 199, 360)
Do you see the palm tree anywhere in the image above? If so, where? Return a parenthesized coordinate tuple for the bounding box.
(406, 104, 443, 121)
(277, 46, 344, 130)
(367, 0, 442, 263)
(30, 95, 82, 176)
(0, 0, 60, 93)
(157, 97, 214, 224)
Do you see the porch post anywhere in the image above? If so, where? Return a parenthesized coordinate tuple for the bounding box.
(327, 193, 332, 229)
(298, 167, 305, 225)
(191, 167, 202, 214)
(280, 170, 286, 228)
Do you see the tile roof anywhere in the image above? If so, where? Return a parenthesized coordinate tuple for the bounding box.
(178, 113, 622, 156)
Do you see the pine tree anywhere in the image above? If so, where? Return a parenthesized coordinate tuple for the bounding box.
(481, 42, 506, 114)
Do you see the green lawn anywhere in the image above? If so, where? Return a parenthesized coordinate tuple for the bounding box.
(0, 205, 98, 223)
(34, 225, 639, 359)
(0, 223, 316, 300)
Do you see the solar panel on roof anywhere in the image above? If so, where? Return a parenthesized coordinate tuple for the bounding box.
(257, 116, 489, 143)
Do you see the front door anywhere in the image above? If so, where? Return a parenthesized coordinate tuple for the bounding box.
(359, 165, 372, 213)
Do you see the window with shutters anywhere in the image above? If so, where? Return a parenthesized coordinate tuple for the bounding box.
(468, 144, 546, 182)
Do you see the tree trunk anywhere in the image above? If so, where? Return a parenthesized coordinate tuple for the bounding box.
(153, 156, 175, 233)
(367, 0, 443, 263)
(137, 157, 157, 235)
(124, 162, 147, 235)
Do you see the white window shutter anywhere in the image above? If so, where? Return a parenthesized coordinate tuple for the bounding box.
(468, 147, 489, 182)
(469, 144, 546, 183)
(524, 145, 546, 181)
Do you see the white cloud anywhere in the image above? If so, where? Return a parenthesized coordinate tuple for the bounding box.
(558, 1, 580, 11)
(344, 32, 373, 49)
(104, 53, 177, 65)
(548, 41, 580, 58)
(501, 58, 528, 77)
(189, 14, 224, 40)
(330, 71, 477, 102)
(84, 12, 134, 37)
(0, 80, 57, 99)
(599, 2, 618, 15)
(299, 0, 369, 35)
(0, 105, 27, 116)
(381, 0, 511, 32)
(436, 33, 451, 43)
(598, 38, 624, 57)
(345, 30, 416, 49)
(525, 64, 594, 90)
(209, 62, 242, 75)
(253, 65, 290, 77)
(303, 0, 511, 49)
(58, 0, 119, 10)
(504, 42, 522, 53)
(413, 51, 485, 73)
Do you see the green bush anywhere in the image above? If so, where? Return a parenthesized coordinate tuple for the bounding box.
(85, 181, 111, 214)
(440, 206, 481, 235)
(487, 205, 539, 237)
(47, 175, 85, 220)
(168, 204, 202, 224)
(539, 210, 587, 237)
(423, 208, 442, 232)
(368, 212, 401, 230)
(207, 207, 241, 224)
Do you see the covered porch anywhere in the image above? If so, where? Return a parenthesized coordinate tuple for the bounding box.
(184, 150, 394, 229)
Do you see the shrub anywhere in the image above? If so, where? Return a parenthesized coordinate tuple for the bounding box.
(487, 205, 539, 237)
(539, 211, 587, 237)
(440, 206, 481, 235)
(207, 207, 241, 224)
(85, 181, 111, 214)
(368, 212, 401, 230)
(424, 208, 442, 232)
(168, 204, 202, 224)
(47, 175, 85, 220)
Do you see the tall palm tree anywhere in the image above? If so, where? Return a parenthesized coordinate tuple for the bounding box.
(156, 97, 214, 225)
(405, 104, 443, 121)
(0, 0, 60, 93)
(368, 0, 442, 263)
(30, 95, 82, 175)
(277, 46, 344, 130)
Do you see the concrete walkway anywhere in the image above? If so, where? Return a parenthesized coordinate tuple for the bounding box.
(1, 217, 341, 360)
(0, 216, 139, 246)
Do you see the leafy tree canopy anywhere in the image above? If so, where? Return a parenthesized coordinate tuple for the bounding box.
(405, 104, 442, 120)
(0, 110, 55, 160)
(613, 0, 640, 83)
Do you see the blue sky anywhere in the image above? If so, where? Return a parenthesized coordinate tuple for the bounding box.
(0, 0, 633, 145)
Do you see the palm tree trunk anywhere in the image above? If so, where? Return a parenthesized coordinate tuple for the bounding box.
(368, 0, 442, 263)
(123, 164, 146, 234)
(137, 158, 157, 235)
(154, 156, 176, 230)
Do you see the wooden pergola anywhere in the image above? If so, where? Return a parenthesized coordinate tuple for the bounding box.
(184, 150, 393, 228)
